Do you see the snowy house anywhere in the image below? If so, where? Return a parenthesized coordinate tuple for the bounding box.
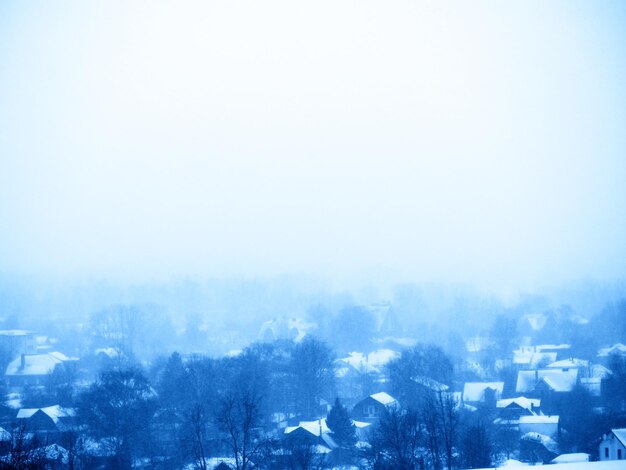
(496, 397, 541, 420)
(5, 352, 78, 388)
(516, 369, 578, 395)
(519, 415, 559, 439)
(16, 405, 75, 434)
(352, 392, 398, 422)
(462, 382, 504, 405)
(599, 428, 626, 461)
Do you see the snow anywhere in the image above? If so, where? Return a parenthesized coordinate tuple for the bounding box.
(496, 397, 540, 412)
(475, 462, 626, 470)
(597, 343, 626, 357)
(462, 382, 504, 402)
(0, 427, 10, 442)
(17, 405, 75, 424)
(370, 392, 397, 406)
(516, 369, 578, 393)
(519, 415, 559, 424)
(338, 349, 400, 374)
(521, 432, 559, 453)
(499, 459, 527, 466)
(551, 453, 590, 463)
(413, 375, 449, 392)
(547, 358, 589, 369)
(5, 351, 78, 376)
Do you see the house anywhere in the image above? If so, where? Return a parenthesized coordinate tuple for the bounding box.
(283, 418, 337, 452)
(516, 369, 578, 395)
(0, 330, 36, 358)
(462, 382, 504, 406)
(496, 397, 541, 421)
(519, 415, 559, 439)
(597, 343, 626, 359)
(352, 392, 398, 422)
(258, 317, 317, 343)
(599, 428, 626, 461)
(16, 405, 75, 435)
(5, 352, 78, 389)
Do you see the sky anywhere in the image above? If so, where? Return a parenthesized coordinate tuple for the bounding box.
(0, 1, 625, 292)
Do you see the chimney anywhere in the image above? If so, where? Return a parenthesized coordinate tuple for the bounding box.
(535, 370, 538, 381)
(20, 354, 25, 371)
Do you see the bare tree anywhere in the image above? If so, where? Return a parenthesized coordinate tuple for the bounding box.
(369, 406, 424, 470)
(217, 389, 271, 470)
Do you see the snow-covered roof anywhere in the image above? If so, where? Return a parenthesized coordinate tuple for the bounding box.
(284, 418, 329, 437)
(258, 317, 317, 343)
(597, 343, 626, 357)
(38, 444, 69, 464)
(5, 352, 78, 376)
(17, 405, 75, 424)
(590, 364, 611, 378)
(496, 396, 540, 412)
(0, 330, 34, 336)
(611, 428, 626, 447)
(370, 392, 397, 406)
(338, 349, 400, 374)
(0, 427, 10, 442)
(547, 358, 589, 369)
(519, 415, 559, 425)
(521, 432, 559, 454)
(413, 375, 449, 392)
(462, 382, 504, 402)
(516, 369, 578, 393)
(513, 350, 557, 368)
(551, 453, 589, 464)
(478, 460, 626, 469)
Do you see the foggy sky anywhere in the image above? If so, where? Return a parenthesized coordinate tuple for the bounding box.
(1, 1, 625, 292)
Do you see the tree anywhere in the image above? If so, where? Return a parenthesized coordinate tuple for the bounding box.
(460, 422, 492, 469)
(326, 306, 377, 352)
(217, 389, 272, 470)
(387, 343, 453, 408)
(77, 367, 157, 468)
(291, 337, 335, 417)
(326, 398, 356, 448)
(368, 406, 424, 470)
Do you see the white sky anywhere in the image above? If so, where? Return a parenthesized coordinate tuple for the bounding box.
(1, 1, 625, 291)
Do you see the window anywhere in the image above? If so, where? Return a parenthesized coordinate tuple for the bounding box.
(605, 448, 609, 458)
(619, 448, 622, 460)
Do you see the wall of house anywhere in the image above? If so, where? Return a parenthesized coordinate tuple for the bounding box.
(600, 434, 626, 461)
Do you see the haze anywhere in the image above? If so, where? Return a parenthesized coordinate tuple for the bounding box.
(1, 1, 625, 292)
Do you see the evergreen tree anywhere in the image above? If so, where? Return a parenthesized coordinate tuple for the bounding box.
(326, 398, 356, 447)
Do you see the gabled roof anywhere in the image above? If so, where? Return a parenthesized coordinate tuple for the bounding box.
(611, 428, 626, 447)
(413, 375, 449, 392)
(597, 343, 626, 357)
(370, 392, 397, 406)
(496, 396, 540, 412)
(17, 405, 75, 424)
(516, 369, 578, 393)
(5, 352, 78, 376)
(462, 382, 504, 402)
(338, 349, 400, 374)
(547, 358, 589, 369)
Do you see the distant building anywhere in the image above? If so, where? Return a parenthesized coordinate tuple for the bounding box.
(5, 351, 78, 389)
(519, 415, 559, 439)
(352, 392, 398, 422)
(599, 428, 626, 461)
(0, 330, 36, 358)
(462, 382, 504, 406)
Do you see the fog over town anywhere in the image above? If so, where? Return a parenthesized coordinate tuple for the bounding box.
(1, 1, 625, 469)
